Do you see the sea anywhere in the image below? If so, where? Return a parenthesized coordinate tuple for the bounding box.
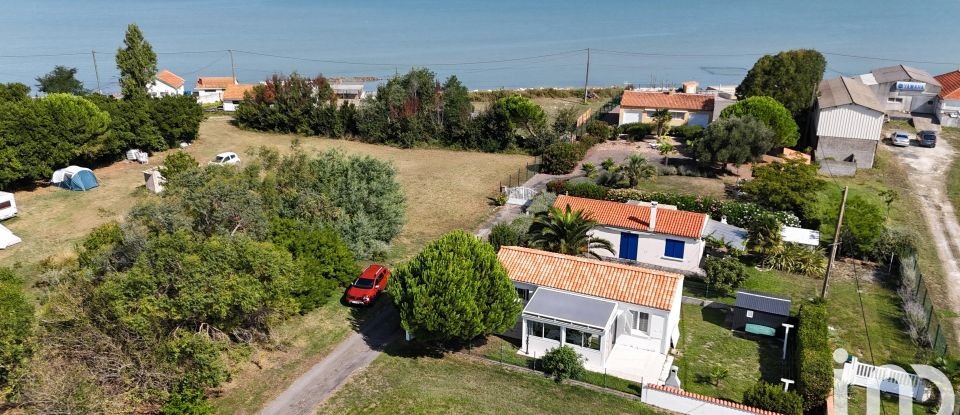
(2, 0, 959, 92)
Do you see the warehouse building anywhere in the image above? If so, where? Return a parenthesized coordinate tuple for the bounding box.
(813, 76, 885, 174)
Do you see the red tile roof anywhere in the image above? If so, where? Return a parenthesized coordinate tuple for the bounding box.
(935, 70, 960, 100)
(156, 69, 184, 89)
(195, 76, 236, 90)
(223, 84, 256, 101)
(620, 91, 715, 111)
(645, 384, 783, 415)
(498, 246, 682, 310)
(554, 195, 707, 239)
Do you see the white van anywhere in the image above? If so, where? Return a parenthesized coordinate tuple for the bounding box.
(0, 192, 16, 220)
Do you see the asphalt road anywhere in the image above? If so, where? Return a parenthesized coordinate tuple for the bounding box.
(258, 302, 401, 415)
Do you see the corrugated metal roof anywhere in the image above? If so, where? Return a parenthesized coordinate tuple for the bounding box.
(818, 77, 885, 113)
(523, 287, 617, 329)
(734, 290, 791, 316)
(871, 65, 941, 87)
(498, 246, 682, 310)
(554, 195, 706, 240)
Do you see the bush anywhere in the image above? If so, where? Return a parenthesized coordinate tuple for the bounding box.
(743, 160, 825, 220)
(743, 382, 803, 415)
(270, 219, 360, 311)
(584, 119, 613, 139)
(161, 151, 199, 181)
(796, 301, 832, 412)
(669, 124, 704, 140)
(541, 142, 582, 175)
(581, 162, 597, 178)
(619, 122, 654, 140)
(541, 345, 585, 382)
(657, 165, 678, 176)
(545, 179, 567, 195)
(762, 244, 827, 277)
(526, 192, 557, 215)
(703, 257, 748, 294)
(488, 223, 523, 251)
(564, 181, 609, 200)
(0, 268, 33, 393)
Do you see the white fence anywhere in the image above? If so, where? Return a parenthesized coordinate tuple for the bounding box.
(505, 186, 536, 206)
(641, 384, 781, 415)
(839, 357, 927, 402)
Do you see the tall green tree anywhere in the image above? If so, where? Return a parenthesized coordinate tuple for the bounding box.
(651, 108, 672, 138)
(553, 105, 579, 135)
(115, 23, 157, 100)
(720, 96, 799, 147)
(152, 94, 204, 146)
(529, 205, 614, 258)
(692, 115, 776, 167)
(441, 75, 473, 146)
(270, 219, 359, 311)
(736, 49, 827, 118)
(742, 159, 826, 219)
(388, 230, 522, 342)
(36, 65, 86, 95)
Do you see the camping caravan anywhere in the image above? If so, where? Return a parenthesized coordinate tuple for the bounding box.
(0, 192, 16, 220)
(51, 166, 99, 191)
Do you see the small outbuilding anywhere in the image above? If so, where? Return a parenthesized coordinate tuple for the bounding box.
(51, 166, 99, 191)
(0, 192, 16, 220)
(732, 290, 792, 337)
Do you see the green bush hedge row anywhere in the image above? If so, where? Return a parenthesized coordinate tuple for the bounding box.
(796, 301, 832, 412)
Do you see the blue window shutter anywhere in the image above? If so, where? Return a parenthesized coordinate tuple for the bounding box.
(664, 239, 684, 259)
(619, 232, 638, 260)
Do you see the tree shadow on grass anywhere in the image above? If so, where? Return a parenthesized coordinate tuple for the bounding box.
(700, 302, 732, 328)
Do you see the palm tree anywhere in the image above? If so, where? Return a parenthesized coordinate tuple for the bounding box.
(651, 108, 672, 139)
(622, 154, 657, 187)
(529, 205, 614, 259)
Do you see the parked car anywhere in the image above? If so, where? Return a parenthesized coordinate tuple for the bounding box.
(891, 131, 911, 147)
(918, 130, 937, 148)
(344, 265, 390, 305)
(209, 151, 240, 166)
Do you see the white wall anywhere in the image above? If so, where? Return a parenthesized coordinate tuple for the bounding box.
(816, 105, 884, 141)
(620, 108, 641, 125)
(590, 226, 703, 272)
(223, 100, 240, 112)
(939, 99, 960, 128)
(148, 82, 182, 98)
(642, 386, 769, 415)
(195, 89, 225, 104)
(614, 303, 672, 354)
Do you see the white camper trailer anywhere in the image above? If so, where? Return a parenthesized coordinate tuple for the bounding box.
(0, 192, 17, 220)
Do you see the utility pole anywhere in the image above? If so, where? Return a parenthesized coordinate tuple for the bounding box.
(228, 49, 237, 82)
(91, 50, 102, 94)
(582, 48, 591, 103)
(821, 186, 849, 298)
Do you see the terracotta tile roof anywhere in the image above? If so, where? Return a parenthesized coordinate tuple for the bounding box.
(554, 195, 707, 239)
(223, 84, 256, 101)
(156, 69, 184, 89)
(195, 76, 236, 90)
(497, 246, 682, 310)
(645, 384, 783, 415)
(935, 70, 960, 100)
(620, 91, 714, 111)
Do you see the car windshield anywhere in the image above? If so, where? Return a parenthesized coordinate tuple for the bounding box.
(353, 278, 376, 289)
(896, 134, 908, 139)
(214, 156, 225, 162)
(923, 134, 935, 139)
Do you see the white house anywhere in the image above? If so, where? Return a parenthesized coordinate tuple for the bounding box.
(814, 77, 885, 171)
(618, 90, 716, 127)
(498, 246, 684, 384)
(332, 84, 366, 104)
(222, 84, 256, 112)
(147, 70, 185, 98)
(935, 70, 960, 128)
(553, 195, 709, 273)
(193, 76, 237, 104)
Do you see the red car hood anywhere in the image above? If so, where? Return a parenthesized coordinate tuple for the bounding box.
(345, 286, 376, 298)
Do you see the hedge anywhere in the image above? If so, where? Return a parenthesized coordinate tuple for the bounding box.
(796, 301, 832, 412)
(743, 382, 803, 415)
(540, 135, 606, 175)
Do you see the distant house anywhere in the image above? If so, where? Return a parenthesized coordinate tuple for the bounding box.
(193, 76, 237, 104)
(859, 65, 941, 116)
(498, 246, 683, 384)
(222, 84, 256, 112)
(618, 90, 715, 127)
(553, 195, 711, 273)
(935, 70, 960, 128)
(147, 70, 185, 97)
(813, 77, 885, 172)
(732, 290, 792, 337)
(332, 84, 366, 103)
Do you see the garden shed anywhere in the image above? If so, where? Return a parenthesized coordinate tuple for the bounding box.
(732, 290, 792, 337)
(51, 166, 99, 191)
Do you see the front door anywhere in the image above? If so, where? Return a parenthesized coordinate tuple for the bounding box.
(619, 232, 638, 260)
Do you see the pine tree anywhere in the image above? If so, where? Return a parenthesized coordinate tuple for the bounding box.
(115, 23, 157, 100)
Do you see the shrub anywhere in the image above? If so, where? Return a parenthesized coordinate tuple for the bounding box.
(703, 257, 748, 294)
(796, 301, 832, 412)
(271, 219, 360, 311)
(596, 169, 628, 188)
(584, 119, 613, 139)
(541, 345, 585, 382)
(657, 165, 678, 176)
(619, 122, 654, 140)
(600, 158, 616, 171)
(488, 223, 523, 251)
(526, 191, 557, 215)
(564, 181, 608, 200)
(581, 162, 597, 178)
(161, 151, 199, 181)
(669, 124, 704, 140)
(576, 135, 604, 154)
(0, 268, 33, 392)
(541, 142, 582, 175)
(762, 244, 827, 277)
(545, 179, 567, 194)
(743, 160, 825, 220)
(743, 382, 803, 415)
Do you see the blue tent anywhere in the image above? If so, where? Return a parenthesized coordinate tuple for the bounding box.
(51, 166, 99, 191)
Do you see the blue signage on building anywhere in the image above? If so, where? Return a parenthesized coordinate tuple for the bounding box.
(896, 81, 926, 91)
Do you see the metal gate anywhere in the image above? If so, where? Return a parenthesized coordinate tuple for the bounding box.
(505, 187, 536, 205)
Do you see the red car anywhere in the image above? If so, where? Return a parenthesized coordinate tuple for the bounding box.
(344, 265, 390, 305)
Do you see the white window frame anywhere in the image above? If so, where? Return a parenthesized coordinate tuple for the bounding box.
(629, 310, 650, 334)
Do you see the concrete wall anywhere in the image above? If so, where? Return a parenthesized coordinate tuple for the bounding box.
(223, 100, 241, 112)
(195, 89, 224, 104)
(818, 159, 858, 177)
(642, 386, 775, 415)
(816, 105, 884, 141)
(590, 226, 704, 272)
(873, 81, 940, 114)
(814, 136, 877, 169)
(938, 99, 960, 128)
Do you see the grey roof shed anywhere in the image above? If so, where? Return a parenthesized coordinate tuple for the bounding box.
(734, 290, 791, 316)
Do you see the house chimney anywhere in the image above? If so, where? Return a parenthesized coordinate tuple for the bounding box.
(649, 201, 658, 232)
(665, 365, 681, 389)
(682, 81, 699, 94)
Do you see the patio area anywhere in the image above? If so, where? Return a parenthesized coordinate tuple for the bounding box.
(604, 338, 674, 385)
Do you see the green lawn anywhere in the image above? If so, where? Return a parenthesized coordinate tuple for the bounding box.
(940, 127, 960, 223)
(316, 345, 663, 415)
